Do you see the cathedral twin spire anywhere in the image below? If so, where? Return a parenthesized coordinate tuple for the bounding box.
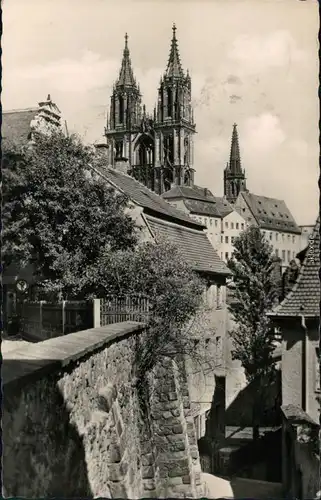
(165, 24, 185, 79)
(116, 33, 137, 88)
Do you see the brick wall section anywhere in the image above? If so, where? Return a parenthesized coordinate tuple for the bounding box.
(3, 322, 203, 498)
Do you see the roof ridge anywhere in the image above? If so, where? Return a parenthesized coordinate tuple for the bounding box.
(105, 167, 204, 227)
(3, 107, 39, 114)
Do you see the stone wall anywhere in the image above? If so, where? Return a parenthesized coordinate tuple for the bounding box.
(3, 322, 204, 498)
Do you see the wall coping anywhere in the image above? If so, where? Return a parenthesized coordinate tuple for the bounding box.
(2, 321, 145, 391)
(281, 404, 319, 428)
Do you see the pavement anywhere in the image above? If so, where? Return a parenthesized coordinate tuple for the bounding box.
(202, 472, 283, 499)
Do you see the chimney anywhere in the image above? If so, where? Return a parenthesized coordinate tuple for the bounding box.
(114, 156, 129, 174)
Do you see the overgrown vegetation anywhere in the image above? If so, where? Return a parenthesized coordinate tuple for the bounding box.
(3, 131, 208, 411)
(227, 226, 280, 439)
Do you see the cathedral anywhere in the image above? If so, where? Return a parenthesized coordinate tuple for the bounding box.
(105, 25, 196, 195)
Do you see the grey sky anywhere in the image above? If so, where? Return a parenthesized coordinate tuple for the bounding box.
(2, 0, 319, 224)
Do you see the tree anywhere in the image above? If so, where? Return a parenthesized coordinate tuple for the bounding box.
(3, 130, 208, 411)
(2, 131, 138, 298)
(82, 238, 205, 398)
(227, 226, 280, 440)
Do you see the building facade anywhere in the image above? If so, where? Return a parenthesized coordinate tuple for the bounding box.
(105, 26, 196, 195)
(269, 217, 320, 499)
(162, 185, 247, 262)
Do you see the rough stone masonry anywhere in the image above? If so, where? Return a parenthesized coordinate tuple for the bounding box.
(2, 322, 205, 498)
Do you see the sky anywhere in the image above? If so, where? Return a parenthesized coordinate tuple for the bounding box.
(2, 0, 319, 225)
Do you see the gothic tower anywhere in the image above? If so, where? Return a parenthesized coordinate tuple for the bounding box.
(154, 24, 196, 193)
(104, 26, 196, 195)
(105, 34, 143, 169)
(224, 123, 247, 203)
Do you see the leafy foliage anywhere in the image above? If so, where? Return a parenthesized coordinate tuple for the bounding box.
(227, 226, 281, 438)
(3, 131, 138, 298)
(85, 237, 205, 371)
(227, 225, 279, 381)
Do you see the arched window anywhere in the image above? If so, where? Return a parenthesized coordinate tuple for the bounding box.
(167, 88, 173, 118)
(119, 95, 124, 124)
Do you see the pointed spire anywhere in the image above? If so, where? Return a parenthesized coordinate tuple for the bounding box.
(165, 23, 184, 79)
(116, 33, 137, 88)
(229, 123, 242, 173)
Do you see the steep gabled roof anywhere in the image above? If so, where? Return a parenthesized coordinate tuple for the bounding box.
(94, 166, 205, 228)
(145, 215, 231, 276)
(270, 217, 320, 318)
(241, 192, 300, 234)
(2, 108, 39, 149)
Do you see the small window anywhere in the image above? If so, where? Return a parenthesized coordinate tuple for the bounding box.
(225, 252, 229, 261)
(225, 236, 229, 244)
(282, 233, 285, 241)
(292, 235, 295, 243)
(275, 249, 279, 258)
(282, 250, 286, 261)
(270, 232, 273, 241)
(275, 233, 279, 241)
(241, 223, 244, 230)
(231, 222, 234, 229)
(231, 236, 235, 244)
(236, 223, 239, 230)
(215, 336, 223, 365)
(221, 253, 223, 260)
(287, 250, 291, 262)
(215, 220, 218, 227)
(225, 221, 228, 229)
(210, 219, 213, 226)
(315, 347, 320, 392)
(287, 234, 290, 241)
(216, 285, 222, 308)
(293, 251, 295, 258)
(221, 235, 223, 243)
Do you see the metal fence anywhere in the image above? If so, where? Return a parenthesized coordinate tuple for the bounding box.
(99, 295, 151, 326)
(21, 300, 93, 341)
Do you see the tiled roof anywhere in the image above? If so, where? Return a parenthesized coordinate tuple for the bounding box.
(94, 166, 205, 228)
(2, 108, 38, 149)
(145, 215, 232, 276)
(162, 185, 216, 202)
(270, 217, 320, 317)
(214, 197, 234, 218)
(183, 199, 221, 217)
(241, 192, 300, 234)
(163, 186, 234, 218)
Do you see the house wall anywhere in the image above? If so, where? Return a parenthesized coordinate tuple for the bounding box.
(306, 329, 319, 423)
(282, 326, 304, 409)
(219, 211, 247, 262)
(186, 284, 228, 439)
(233, 195, 301, 269)
(299, 225, 314, 252)
(281, 322, 319, 424)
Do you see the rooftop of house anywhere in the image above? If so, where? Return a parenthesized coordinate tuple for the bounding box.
(241, 192, 301, 234)
(2, 108, 39, 149)
(2, 96, 62, 150)
(94, 167, 231, 277)
(97, 167, 205, 228)
(162, 185, 235, 218)
(270, 216, 320, 318)
(145, 215, 231, 276)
